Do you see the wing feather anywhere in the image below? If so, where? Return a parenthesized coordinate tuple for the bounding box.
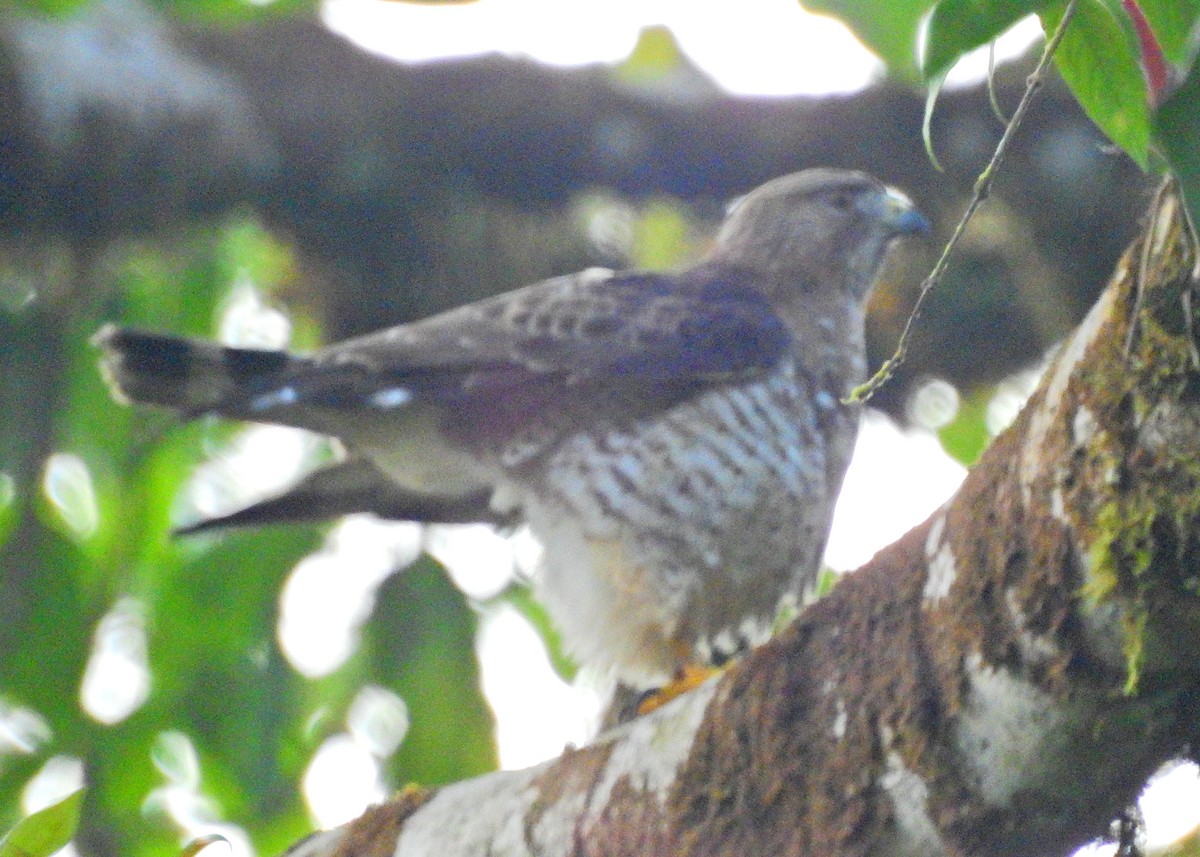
(244, 265, 791, 415)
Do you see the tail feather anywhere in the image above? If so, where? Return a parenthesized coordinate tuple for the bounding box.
(94, 325, 303, 418)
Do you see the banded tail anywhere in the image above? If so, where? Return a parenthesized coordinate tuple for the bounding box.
(94, 325, 504, 531)
(94, 325, 309, 421)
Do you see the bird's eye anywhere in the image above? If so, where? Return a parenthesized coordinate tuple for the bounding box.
(827, 190, 856, 212)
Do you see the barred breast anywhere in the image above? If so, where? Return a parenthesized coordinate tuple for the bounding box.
(520, 358, 856, 684)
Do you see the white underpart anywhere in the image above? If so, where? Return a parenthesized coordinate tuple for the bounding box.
(524, 493, 673, 684)
(364, 416, 494, 496)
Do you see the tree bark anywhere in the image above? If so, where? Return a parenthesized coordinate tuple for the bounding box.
(277, 184, 1200, 856)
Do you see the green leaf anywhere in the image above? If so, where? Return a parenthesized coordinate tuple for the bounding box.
(0, 790, 83, 857)
(1154, 52, 1200, 233)
(160, 527, 322, 808)
(1136, 0, 1200, 65)
(10, 0, 90, 15)
(615, 25, 688, 87)
(0, 473, 16, 549)
(1042, 0, 1151, 167)
(802, 0, 934, 78)
(937, 389, 993, 466)
(632, 201, 692, 270)
(368, 557, 497, 786)
(922, 0, 1048, 82)
(151, 0, 320, 23)
(922, 74, 949, 171)
(814, 567, 842, 598)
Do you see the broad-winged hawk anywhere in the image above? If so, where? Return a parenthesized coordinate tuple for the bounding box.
(96, 168, 928, 685)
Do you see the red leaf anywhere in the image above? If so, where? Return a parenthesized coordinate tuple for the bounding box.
(1123, 0, 1169, 105)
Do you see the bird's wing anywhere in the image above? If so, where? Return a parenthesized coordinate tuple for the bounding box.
(235, 266, 792, 417)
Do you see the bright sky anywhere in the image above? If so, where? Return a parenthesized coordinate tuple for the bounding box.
(322, 0, 1044, 95)
(323, 0, 881, 95)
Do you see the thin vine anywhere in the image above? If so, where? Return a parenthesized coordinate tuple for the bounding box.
(847, 0, 1081, 404)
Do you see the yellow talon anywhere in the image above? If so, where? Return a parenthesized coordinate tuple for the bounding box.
(637, 663, 723, 715)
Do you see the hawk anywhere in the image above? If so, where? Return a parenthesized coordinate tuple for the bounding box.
(96, 168, 927, 687)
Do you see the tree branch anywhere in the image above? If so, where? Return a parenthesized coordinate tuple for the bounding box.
(283, 182, 1200, 856)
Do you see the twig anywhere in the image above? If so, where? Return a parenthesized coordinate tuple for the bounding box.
(986, 42, 1010, 125)
(1124, 178, 1170, 357)
(1174, 182, 1200, 368)
(847, 0, 1081, 404)
(1124, 178, 1200, 369)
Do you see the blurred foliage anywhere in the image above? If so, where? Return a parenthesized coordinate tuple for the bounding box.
(0, 217, 495, 857)
(937, 389, 993, 467)
(1156, 52, 1200, 240)
(154, 0, 319, 23)
(9, 0, 319, 20)
(875, 0, 1200, 223)
(921, 0, 1049, 85)
(5, 0, 1200, 855)
(368, 558, 495, 787)
(630, 201, 695, 271)
(495, 582, 578, 684)
(0, 790, 81, 857)
(0, 16, 730, 856)
(6, 0, 89, 15)
(1041, 0, 1150, 166)
(832, 0, 1200, 460)
(804, 0, 931, 78)
(613, 24, 690, 87)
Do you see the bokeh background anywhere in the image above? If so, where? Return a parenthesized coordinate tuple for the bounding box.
(1, 2, 1193, 856)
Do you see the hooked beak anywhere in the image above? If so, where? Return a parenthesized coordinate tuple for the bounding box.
(876, 186, 931, 236)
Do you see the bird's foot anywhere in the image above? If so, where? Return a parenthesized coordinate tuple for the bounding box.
(636, 663, 723, 716)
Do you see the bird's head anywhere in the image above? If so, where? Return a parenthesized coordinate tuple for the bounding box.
(711, 168, 929, 301)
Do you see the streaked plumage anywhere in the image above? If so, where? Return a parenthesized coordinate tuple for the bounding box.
(96, 168, 927, 685)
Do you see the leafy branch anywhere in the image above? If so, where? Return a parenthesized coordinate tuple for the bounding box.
(849, 0, 1082, 403)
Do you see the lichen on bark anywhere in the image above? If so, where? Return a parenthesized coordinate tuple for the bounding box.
(1073, 184, 1200, 694)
